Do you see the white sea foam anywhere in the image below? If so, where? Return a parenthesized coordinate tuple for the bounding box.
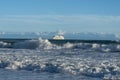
(9, 40, 120, 52)
(0, 41, 11, 48)
(0, 48, 120, 80)
(13, 38, 55, 49)
(0, 38, 120, 52)
(0, 33, 120, 80)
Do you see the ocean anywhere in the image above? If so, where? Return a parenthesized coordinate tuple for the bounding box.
(0, 38, 120, 80)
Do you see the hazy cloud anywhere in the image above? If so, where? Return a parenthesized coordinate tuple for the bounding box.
(0, 15, 120, 32)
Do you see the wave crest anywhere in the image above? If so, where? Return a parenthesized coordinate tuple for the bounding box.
(0, 38, 120, 52)
(13, 39, 54, 49)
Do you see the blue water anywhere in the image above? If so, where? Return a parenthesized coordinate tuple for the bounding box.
(0, 69, 99, 80)
(0, 39, 120, 80)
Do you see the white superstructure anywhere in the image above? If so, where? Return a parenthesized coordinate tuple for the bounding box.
(53, 35, 64, 40)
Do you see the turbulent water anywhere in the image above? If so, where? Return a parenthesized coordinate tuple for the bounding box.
(0, 38, 120, 80)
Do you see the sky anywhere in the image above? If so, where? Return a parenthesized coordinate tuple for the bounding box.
(0, 0, 120, 33)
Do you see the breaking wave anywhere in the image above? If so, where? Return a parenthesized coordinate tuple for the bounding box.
(0, 38, 120, 79)
(0, 38, 120, 52)
(13, 39, 53, 49)
(72, 43, 120, 52)
(0, 41, 11, 48)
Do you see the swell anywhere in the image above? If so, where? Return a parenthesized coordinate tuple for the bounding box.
(0, 38, 120, 52)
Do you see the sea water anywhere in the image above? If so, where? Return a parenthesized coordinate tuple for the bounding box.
(0, 39, 120, 80)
